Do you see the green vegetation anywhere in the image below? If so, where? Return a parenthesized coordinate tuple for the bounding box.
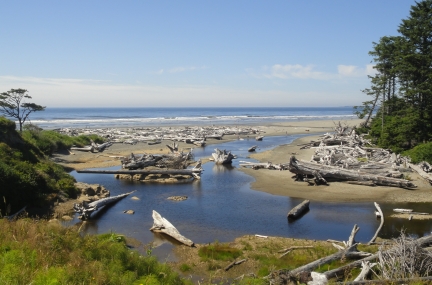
(0, 117, 79, 216)
(0, 219, 187, 285)
(355, 0, 432, 161)
(22, 124, 105, 156)
(0, 116, 106, 216)
(403, 142, 432, 164)
(198, 241, 242, 261)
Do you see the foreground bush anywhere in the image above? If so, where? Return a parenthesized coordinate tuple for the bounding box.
(0, 219, 187, 285)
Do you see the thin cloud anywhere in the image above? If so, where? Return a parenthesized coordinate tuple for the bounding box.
(0, 75, 106, 86)
(250, 64, 372, 80)
(153, 66, 208, 75)
(0, 75, 364, 107)
(267, 64, 332, 80)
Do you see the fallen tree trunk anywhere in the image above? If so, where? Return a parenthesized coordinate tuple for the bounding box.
(288, 156, 416, 189)
(74, 191, 135, 220)
(287, 200, 310, 219)
(149, 210, 194, 247)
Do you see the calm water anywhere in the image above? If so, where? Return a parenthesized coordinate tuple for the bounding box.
(68, 135, 432, 259)
(25, 107, 357, 129)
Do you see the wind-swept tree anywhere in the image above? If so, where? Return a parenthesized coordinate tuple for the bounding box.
(0, 88, 46, 132)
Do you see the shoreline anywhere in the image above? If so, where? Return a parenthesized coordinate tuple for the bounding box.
(53, 118, 432, 204)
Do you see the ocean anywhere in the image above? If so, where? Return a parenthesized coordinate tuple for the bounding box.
(25, 106, 357, 129)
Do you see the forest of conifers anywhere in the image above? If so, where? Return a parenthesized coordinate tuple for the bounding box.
(355, 0, 432, 159)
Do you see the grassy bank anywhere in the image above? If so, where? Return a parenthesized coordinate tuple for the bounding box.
(0, 218, 188, 285)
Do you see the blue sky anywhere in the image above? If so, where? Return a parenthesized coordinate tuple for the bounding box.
(0, 1, 415, 107)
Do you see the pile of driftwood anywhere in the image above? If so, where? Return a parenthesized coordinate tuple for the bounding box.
(57, 125, 263, 145)
(289, 122, 431, 189)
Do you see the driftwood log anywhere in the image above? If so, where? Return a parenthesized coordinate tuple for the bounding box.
(73, 191, 135, 220)
(287, 200, 310, 219)
(149, 210, 194, 247)
(224, 259, 247, 271)
(212, 148, 235, 164)
(289, 156, 416, 189)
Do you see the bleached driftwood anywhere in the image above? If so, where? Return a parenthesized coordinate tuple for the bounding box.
(287, 200, 310, 219)
(368, 202, 384, 244)
(73, 191, 135, 220)
(149, 210, 194, 247)
(212, 148, 235, 164)
(70, 145, 95, 152)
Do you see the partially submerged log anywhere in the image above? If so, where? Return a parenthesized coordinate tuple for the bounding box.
(255, 136, 264, 141)
(149, 210, 194, 247)
(74, 191, 135, 220)
(287, 200, 310, 219)
(212, 148, 235, 164)
(248, 145, 258, 152)
(289, 156, 416, 189)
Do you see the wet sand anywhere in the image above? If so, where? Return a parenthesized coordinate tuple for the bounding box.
(53, 119, 432, 203)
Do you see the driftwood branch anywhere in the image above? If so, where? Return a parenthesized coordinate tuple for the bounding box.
(368, 202, 384, 244)
(224, 259, 247, 271)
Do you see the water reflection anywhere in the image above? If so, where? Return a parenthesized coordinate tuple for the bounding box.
(212, 164, 235, 173)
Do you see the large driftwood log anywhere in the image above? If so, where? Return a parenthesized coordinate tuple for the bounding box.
(73, 191, 135, 220)
(149, 210, 194, 247)
(289, 156, 416, 189)
(287, 200, 310, 219)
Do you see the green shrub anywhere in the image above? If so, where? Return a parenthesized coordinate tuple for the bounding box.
(0, 116, 16, 131)
(403, 142, 432, 164)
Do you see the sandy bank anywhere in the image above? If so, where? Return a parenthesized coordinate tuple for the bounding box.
(244, 134, 432, 204)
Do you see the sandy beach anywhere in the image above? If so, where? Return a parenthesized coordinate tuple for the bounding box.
(54, 119, 432, 204)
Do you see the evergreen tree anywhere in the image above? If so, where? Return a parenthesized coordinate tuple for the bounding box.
(357, 0, 432, 150)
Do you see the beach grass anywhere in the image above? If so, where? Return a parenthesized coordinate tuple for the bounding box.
(0, 219, 188, 285)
